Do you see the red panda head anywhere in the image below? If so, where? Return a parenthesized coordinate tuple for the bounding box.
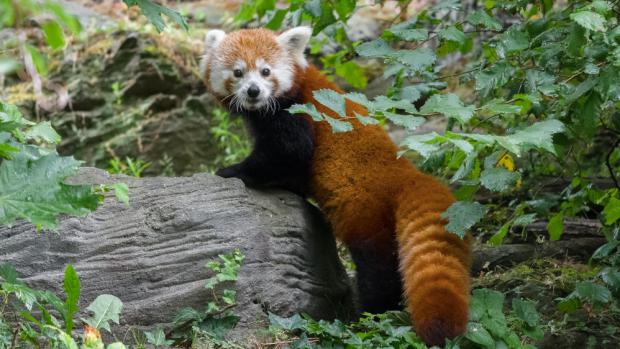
(200, 27, 311, 112)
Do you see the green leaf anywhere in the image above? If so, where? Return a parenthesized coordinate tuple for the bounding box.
(570, 11, 607, 32)
(489, 223, 510, 246)
(400, 135, 440, 158)
(0, 263, 19, 283)
(334, 61, 367, 89)
(26, 45, 48, 77)
(123, 0, 189, 32)
(63, 264, 80, 333)
(107, 343, 126, 349)
(466, 119, 564, 156)
(222, 289, 236, 305)
(480, 167, 520, 192)
(2, 283, 37, 310)
(111, 183, 129, 206)
(513, 213, 536, 226)
(481, 99, 522, 115)
(388, 48, 436, 73)
(288, 103, 324, 121)
(355, 39, 393, 58)
(512, 299, 540, 327)
(42, 20, 65, 50)
(324, 115, 353, 133)
(475, 63, 514, 97)
(547, 212, 564, 241)
(388, 28, 428, 41)
(383, 112, 424, 130)
(465, 322, 495, 349)
(441, 201, 487, 237)
(24, 121, 61, 144)
(420, 93, 475, 124)
(497, 26, 529, 55)
(603, 197, 620, 225)
(269, 313, 307, 330)
(0, 58, 21, 75)
(82, 294, 123, 332)
(439, 26, 466, 42)
(313, 89, 346, 117)
(265, 9, 287, 30)
(466, 11, 502, 31)
(144, 327, 172, 346)
(0, 153, 100, 229)
(354, 113, 379, 125)
(574, 281, 612, 304)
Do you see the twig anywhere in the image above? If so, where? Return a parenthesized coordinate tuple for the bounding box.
(10, 328, 18, 349)
(606, 138, 620, 190)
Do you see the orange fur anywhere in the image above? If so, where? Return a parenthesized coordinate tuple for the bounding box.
(297, 65, 472, 346)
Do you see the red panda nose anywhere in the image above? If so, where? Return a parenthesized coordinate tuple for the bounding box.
(247, 85, 260, 98)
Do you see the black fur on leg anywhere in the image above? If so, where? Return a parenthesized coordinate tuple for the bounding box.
(216, 94, 314, 197)
(348, 239, 403, 314)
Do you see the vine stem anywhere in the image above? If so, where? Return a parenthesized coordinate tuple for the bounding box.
(606, 138, 620, 190)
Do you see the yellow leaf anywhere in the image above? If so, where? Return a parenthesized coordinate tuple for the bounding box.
(498, 153, 515, 172)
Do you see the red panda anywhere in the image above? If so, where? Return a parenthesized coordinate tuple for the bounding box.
(200, 26, 472, 347)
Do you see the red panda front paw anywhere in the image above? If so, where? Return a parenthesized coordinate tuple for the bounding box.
(215, 165, 242, 178)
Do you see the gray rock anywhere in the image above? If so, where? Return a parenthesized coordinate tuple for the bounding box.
(0, 168, 354, 342)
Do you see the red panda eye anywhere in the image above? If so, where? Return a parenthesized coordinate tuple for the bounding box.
(261, 68, 270, 77)
(233, 69, 243, 78)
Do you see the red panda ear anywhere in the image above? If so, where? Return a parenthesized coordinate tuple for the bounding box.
(204, 29, 226, 53)
(277, 26, 311, 67)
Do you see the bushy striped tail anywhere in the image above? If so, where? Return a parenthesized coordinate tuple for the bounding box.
(395, 175, 472, 347)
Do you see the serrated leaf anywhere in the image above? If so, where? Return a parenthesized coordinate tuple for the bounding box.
(480, 167, 520, 192)
(475, 63, 514, 97)
(82, 294, 123, 332)
(0, 153, 100, 230)
(388, 47, 436, 73)
(383, 112, 424, 130)
(570, 11, 606, 32)
(497, 26, 529, 54)
(481, 99, 522, 115)
(0, 263, 19, 283)
(400, 135, 440, 158)
(439, 26, 465, 42)
(372, 95, 417, 113)
(466, 11, 502, 31)
(2, 283, 37, 310)
(63, 264, 80, 333)
(123, 0, 188, 32)
(345, 92, 371, 109)
(513, 213, 536, 226)
(354, 113, 379, 125)
(24, 121, 61, 144)
(355, 39, 394, 58)
(324, 115, 353, 133)
(441, 201, 487, 237)
(222, 289, 236, 305)
(547, 212, 564, 241)
(288, 103, 324, 122)
(420, 93, 475, 124)
(313, 89, 346, 117)
(389, 28, 428, 41)
(145, 327, 172, 346)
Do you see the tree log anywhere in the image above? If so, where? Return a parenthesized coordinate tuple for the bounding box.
(0, 168, 354, 341)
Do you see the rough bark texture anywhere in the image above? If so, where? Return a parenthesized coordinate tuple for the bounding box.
(0, 168, 354, 340)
